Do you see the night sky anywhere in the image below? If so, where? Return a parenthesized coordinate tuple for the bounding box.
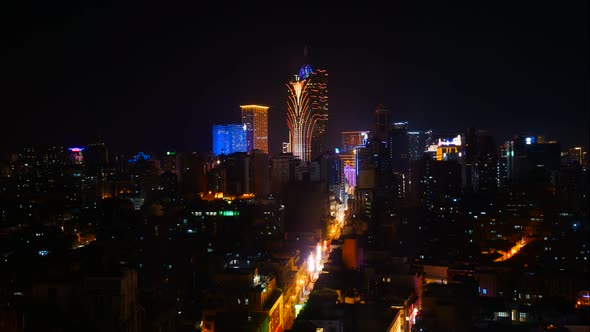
(2, 2, 588, 154)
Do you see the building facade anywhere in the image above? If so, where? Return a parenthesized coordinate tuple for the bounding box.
(286, 65, 328, 163)
(241, 105, 269, 154)
(212, 124, 248, 156)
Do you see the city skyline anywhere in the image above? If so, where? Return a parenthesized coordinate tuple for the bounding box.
(2, 3, 588, 154)
(2, 3, 589, 332)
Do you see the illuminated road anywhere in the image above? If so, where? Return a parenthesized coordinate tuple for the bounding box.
(494, 237, 530, 262)
(292, 204, 347, 320)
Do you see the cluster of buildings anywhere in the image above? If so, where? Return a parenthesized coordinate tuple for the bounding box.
(0, 62, 588, 332)
(212, 105, 269, 156)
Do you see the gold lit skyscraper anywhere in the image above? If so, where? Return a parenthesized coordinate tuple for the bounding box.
(286, 64, 328, 163)
(240, 105, 269, 154)
(286, 75, 312, 162)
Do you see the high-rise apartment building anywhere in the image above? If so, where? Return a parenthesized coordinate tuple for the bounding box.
(388, 122, 410, 200)
(240, 105, 269, 154)
(212, 124, 247, 156)
(408, 130, 432, 161)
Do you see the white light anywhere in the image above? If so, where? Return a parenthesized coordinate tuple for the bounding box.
(308, 254, 315, 273)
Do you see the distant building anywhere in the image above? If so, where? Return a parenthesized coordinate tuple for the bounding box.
(177, 152, 208, 196)
(566, 146, 585, 167)
(208, 152, 251, 195)
(212, 124, 247, 156)
(372, 104, 391, 143)
(240, 105, 269, 154)
(306, 66, 329, 160)
(388, 122, 410, 200)
(84, 142, 108, 175)
(250, 149, 270, 197)
(286, 64, 329, 162)
(341, 130, 369, 153)
(503, 135, 561, 185)
(271, 153, 299, 194)
(408, 130, 431, 161)
(464, 129, 498, 193)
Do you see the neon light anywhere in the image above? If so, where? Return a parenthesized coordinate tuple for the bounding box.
(128, 152, 151, 163)
(437, 135, 462, 147)
(525, 137, 533, 145)
(218, 210, 239, 217)
(239, 105, 269, 110)
(344, 164, 356, 188)
(68, 147, 84, 152)
(299, 64, 313, 79)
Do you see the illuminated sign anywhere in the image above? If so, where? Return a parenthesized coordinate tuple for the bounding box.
(166, 151, 176, 156)
(68, 147, 84, 152)
(437, 135, 462, 147)
(525, 137, 535, 145)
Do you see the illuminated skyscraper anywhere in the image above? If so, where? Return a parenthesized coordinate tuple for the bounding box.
(286, 65, 328, 162)
(240, 105, 269, 154)
(212, 124, 247, 156)
(305, 66, 329, 160)
(286, 74, 312, 162)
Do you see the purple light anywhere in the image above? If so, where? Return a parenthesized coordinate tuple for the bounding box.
(344, 164, 356, 188)
(68, 147, 84, 152)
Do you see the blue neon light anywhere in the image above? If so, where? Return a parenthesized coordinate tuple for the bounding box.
(299, 64, 313, 79)
(129, 152, 151, 163)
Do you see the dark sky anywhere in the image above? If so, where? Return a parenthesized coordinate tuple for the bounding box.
(2, 2, 588, 154)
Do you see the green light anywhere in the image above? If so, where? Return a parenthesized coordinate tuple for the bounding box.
(218, 211, 239, 217)
(167, 151, 176, 156)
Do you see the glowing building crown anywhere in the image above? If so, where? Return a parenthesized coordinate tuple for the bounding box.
(299, 64, 313, 79)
